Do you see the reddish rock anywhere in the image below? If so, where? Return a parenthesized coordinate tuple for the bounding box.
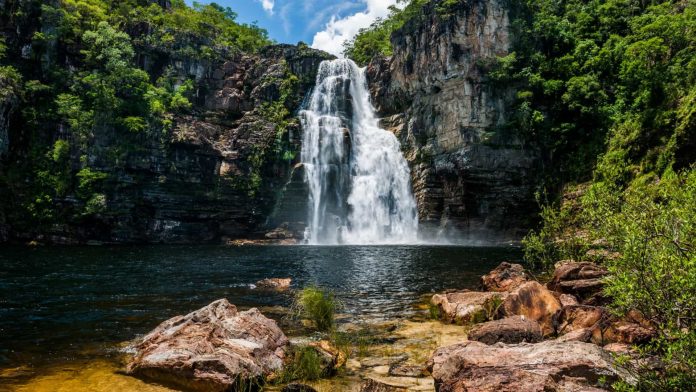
(592, 318, 656, 346)
(255, 277, 292, 290)
(431, 291, 506, 324)
(467, 316, 543, 345)
(555, 327, 593, 343)
(547, 262, 608, 301)
(428, 340, 634, 392)
(126, 299, 288, 392)
(497, 281, 562, 335)
(480, 262, 530, 292)
(558, 293, 579, 307)
(554, 305, 609, 335)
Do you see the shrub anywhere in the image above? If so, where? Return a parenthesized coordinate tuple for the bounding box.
(293, 286, 338, 332)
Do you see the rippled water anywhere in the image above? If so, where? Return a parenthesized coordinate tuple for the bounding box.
(0, 245, 520, 371)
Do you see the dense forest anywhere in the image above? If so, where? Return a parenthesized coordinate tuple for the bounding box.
(348, 0, 695, 389)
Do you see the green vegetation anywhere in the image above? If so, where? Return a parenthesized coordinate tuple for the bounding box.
(343, 0, 428, 66)
(275, 345, 325, 383)
(502, 0, 696, 389)
(0, 0, 273, 235)
(292, 286, 339, 332)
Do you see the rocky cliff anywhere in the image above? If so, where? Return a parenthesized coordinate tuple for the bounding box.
(367, 0, 538, 242)
(0, 0, 332, 244)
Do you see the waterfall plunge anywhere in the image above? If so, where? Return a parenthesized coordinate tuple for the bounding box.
(300, 59, 418, 245)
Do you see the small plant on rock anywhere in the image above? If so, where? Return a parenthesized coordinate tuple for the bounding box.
(292, 286, 338, 332)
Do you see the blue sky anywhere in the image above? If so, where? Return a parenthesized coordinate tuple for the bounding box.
(184, 0, 399, 56)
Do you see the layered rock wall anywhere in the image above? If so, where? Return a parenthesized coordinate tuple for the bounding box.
(368, 0, 538, 242)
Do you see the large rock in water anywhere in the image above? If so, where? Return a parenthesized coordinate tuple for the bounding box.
(428, 340, 634, 392)
(126, 299, 288, 391)
(480, 262, 530, 292)
(467, 316, 543, 345)
(497, 281, 562, 336)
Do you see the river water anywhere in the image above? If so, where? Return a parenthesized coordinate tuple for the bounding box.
(0, 244, 520, 374)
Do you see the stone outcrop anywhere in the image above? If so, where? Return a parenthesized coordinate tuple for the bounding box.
(428, 340, 634, 392)
(547, 262, 608, 302)
(480, 262, 530, 292)
(126, 299, 288, 391)
(431, 291, 505, 324)
(467, 316, 543, 345)
(367, 0, 538, 242)
(497, 281, 562, 335)
(554, 305, 609, 336)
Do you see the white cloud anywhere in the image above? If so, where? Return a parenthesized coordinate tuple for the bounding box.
(310, 0, 399, 57)
(256, 0, 275, 14)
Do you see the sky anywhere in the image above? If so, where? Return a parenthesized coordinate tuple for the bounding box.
(184, 0, 399, 56)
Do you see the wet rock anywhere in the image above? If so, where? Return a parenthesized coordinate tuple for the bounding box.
(554, 305, 609, 336)
(497, 281, 562, 335)
(256, 278, 292, 290)
(428, 340, 634, 392)
(282, 383, 318, 392)
(467, 316, 543, 345)
(431, 291, 506, 324)
(480, 262, 529, 292)
(126, 299, 288, 392)
(547, 262, 608, 301)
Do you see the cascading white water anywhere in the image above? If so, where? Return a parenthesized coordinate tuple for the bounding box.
(300, 59, 418, 245)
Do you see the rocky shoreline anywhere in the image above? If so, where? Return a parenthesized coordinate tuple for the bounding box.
(120, 260, 651, 391)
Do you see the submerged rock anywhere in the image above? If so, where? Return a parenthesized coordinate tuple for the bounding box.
(256, 278, 292, 290)
(428, 340, 634, 392)
(497, 281, 562, 336)
(126, 299, 288, 391)
(467, 316, 543, 345)
(431, 291, 506, 324)
(480, 262, 530, 292)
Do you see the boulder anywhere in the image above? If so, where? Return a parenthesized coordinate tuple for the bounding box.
(431, 291, 506, 324)
(467, 316, 543, 345)
(428, 340, 634, 392)
(592, 318, 656, 346)
(255, 278, 292, 290)
(480, 262, 529, 292)
(497, 281, 562, 335)
(554, 305, 609, 335)
(126, 299, 288, 392)
(547, 262, 608, 301)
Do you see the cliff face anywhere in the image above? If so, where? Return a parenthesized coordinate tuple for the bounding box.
(367, 0, 538, 242)
(0, 0, 331, 244)
(84, 45, 330, 244)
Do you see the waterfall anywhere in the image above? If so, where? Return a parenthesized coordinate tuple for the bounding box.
(300, 59, 418, 245)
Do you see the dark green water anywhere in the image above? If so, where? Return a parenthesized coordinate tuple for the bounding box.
(0, 245, 521, 370)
